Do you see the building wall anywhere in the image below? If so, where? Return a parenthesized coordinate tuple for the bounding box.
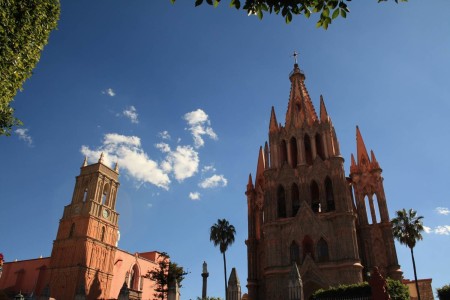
(404, 279, 434, 300)
(0, 257, 50, 296)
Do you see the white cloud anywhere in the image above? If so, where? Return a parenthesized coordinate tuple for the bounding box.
(147, 203, 153, 208)
(163, 146, 199, 181)
(102, 88, 116, 97)
(123, 106, 139, 124)
(159, 131, 171, 140)
(183, 109, 218, 148)
(436, 207, 450, 215)
(199, 174, 228, 189)
(156, 142, 171, 153)
(15, 128, 33, 146)
(81, 133, 170, 190)
(189, 192, 201, 200)
(202, 165, 216, 173)
(423, 225, 450, 235)
(434, 225, 450, 235)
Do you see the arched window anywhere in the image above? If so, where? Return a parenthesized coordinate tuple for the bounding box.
(69, 223, 75, 238)
(304, 135, 313, 165)
(365, 195, 373, 224)
(277, 186, 286, 218)
(290, 137, 298, 168)
(315, 133, 325, 160)
(280, 140, 288, 166)
(325, 177, 335, 212)
(101, 226, 105, 242)
(290, 241, 300, 265)
(83, 188, 88, 202)
(130, 264, 140, 290)
(317, 238, 329, 262)
(302, 235, 314, 260)
(291, 183, 300, 216)
(310, 181, 320, 213)
(373, 194, 381, 224)
(102, 183, 110, 206)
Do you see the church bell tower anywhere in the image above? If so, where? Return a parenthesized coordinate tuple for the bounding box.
(246, 59, 363, 300)
(48, 154, 120, 299)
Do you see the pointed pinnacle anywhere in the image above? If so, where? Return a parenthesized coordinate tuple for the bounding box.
(114, 161, 119, 173)
(98, 152, 104, 163)
(370, 150, 381, 169)
(82, 156, 88, 167)
(256, 146, 265, 179)
(320, 95, 330, 123)
(269, 106, 278, 133)
(247, 173, 254, 189)
(356, 126, 370, 165)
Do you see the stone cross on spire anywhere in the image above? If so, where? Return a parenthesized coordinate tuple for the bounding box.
(292, 51, 299, 65)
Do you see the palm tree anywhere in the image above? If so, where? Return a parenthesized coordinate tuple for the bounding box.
(210, 219, 236, 300)
(392, 208, 424, 300)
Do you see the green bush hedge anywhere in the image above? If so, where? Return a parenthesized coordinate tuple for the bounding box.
(437, 284, 450, 300)
(311, 279, 409, 300)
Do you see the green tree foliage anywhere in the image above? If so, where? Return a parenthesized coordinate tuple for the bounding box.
(145, 252, 189, 300)
(312, 282, 371, 299)
(437, 284, 450, 300)
(312, 279, 409, 300)
(171, 0, 407, 27)
(386, 278, 410, 300)
(0, 0, 60, 136)
(392, 208, 424, 300)
(210, 219, 236, 300)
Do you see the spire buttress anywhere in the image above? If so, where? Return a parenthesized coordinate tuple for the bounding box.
(269, 107, 279, 133)
(356, 126, 370, 166)
(320, 95, 330, 123)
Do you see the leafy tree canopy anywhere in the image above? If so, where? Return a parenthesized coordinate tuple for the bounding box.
(145, 252, 189, 300)
(437, 284, 450, 300)
(0, 0, 60, 136)
(172, 0, 407, 27)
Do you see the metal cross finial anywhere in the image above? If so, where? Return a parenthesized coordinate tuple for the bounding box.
(292, 51, 299, 64)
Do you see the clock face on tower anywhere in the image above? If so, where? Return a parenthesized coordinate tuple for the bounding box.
(102, 208, 110, 219)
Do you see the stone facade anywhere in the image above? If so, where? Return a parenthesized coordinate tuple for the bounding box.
(0, 158, 167, 300)
(245, 63, 402, 300)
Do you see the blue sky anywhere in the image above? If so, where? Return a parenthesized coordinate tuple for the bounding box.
(1, 1, 450, 299)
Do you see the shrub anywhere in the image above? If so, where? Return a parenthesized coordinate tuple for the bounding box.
(312, 282, 371, 299)
(311, 279, 409, 300)
(386, 278, 409, 300)
(437, 284, 450, 300)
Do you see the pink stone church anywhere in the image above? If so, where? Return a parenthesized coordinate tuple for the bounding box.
(0, 157, 174, 300)
(245, 60, 403, 300)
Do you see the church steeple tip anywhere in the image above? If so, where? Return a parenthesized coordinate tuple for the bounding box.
(98, 152, 104, 164)
(320, 95, 330, 123)
(269, 106, 279, 133)
(289, 51, 305, 81)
